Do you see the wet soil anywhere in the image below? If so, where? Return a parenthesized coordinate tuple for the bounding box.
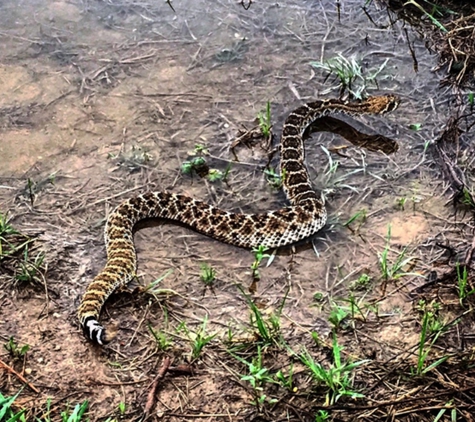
(1, 0, 474, 421)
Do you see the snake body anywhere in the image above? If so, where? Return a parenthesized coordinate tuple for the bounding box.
(78, 95, 399, 345)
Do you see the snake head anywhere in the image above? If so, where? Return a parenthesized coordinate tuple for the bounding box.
(366, 94, 400, 114)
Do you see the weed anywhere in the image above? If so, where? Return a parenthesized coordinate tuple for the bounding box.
(275, 363, 295, 391)
(396, 197, 407, 210)
(147, 324, 172, 351)
(299, 333, 368, 405)
(4, 337, 30, 360)
(413, 309, 449, 376)
(469, 93, 474, 107)
(378, 225, 418, 282)
(257, 101, 272, 138)
(404, 0, 448, 32)
(115, 145, 152, 172)
(315, 410, 330, 422)
(190, 144, 209, 156)
(239, 346, 275, 390)
(60, 400, 89, 422)
(181, 156, 207, 176)
(461, 187, 475, 208)
(0, 212, 18, 239)
(178, 316, 216, 360)
(310, 54, 388, 99)
(181, 146, 226, 182)
(350, 273, 371, 290)
(343, 209, 366, 230)
(142, 269, 174, 295)
(118, 401, 126, 416)
(207, 168, 224, 182)
(200, 262, 216, 286)
(328, 303, 349, 330)
(14, 249, 45, 284)
(456, 263, 475, 305)
(313, 291, 325, 303)
(0, 390, 26, 422)
(264, 167, 285, 190)
(251, 245, 270, 281)
(409, 123, 422, 131)
(238, 286, 287, 346)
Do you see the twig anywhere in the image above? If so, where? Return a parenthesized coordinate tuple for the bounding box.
(0, 358, 40, 393)
(143, 356, 172, 420)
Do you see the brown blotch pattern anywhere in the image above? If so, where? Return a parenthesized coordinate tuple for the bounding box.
(78, 95, 400, 343)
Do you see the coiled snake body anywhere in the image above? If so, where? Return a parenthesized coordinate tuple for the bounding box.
(79, 95, 399, 345)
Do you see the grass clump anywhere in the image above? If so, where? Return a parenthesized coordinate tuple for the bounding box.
(298, 333, 368, 406)
(310, 54, 389, 99)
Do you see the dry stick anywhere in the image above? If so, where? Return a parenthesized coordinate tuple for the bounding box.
(0, 358, 40, 393)
(143, 356, 172, 419)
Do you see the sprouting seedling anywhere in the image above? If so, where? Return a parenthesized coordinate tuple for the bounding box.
(403, 0, 448, 33)
(181, 156, 207, 176)
(178, 316, 216, 360)
(200, 262, 216, 286)
(4, 337, 30, 359)
(148, 324, 172, 351)
(413, 309, 449, 376)
(377, 225, 419, 282)
(257, 101, 272, 138)
(251, 245, 270, 281)
(60, 400, 89, 422)
(298, 332, 368, 406)
(264, 167, 285, 190)
(456, 263, 475, 305)
(468, 93, 474, 107)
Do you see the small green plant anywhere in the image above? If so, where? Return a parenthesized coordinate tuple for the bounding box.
(4, 337, 30, 359)
(403, 0, 448, 32)
(181, 146, 225, 183)
(200, 263, 216, 286)
(181, 156, 207, 176)
(396, 197, 407, 210)
(328, 303, 349, 330)
(299, 333, 368, 406)
(206, 168, 224, 182)
(118, 401, 126, 416)
(0, 212, 18, 239)
(350, 273, 371, 290)
(378, 225, 418, 282)
(275, 363, 295, 391)
(461, 187, 475, 208)
(409, 123, 422, 131)
(315, 410, 330, 422)
(239, 346, 275, 390)
(468, 93, 474, 107)
(147, 324, 172, 351)
(455, 263, 475, 305)
(0, 390, 26, 422)
(264, 167, 285, 189)
(413, 309, 449, 376)
(60, 400, 89, 422)
(237, 286, 286, 346)
(14, 249, 45, 284)
(343, 209, 366, 230)
(142, 269, 174, 295)
(251, 245, 270, 281)
(257, 101, 272, 138)
(178, 316, 216, 360)
(310, 54, 388, 99)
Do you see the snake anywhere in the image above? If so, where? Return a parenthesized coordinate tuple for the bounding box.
(78, 94, 400, 345)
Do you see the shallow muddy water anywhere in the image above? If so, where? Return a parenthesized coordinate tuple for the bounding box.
(0, 0, 467, 420)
